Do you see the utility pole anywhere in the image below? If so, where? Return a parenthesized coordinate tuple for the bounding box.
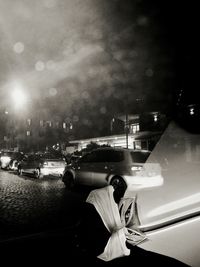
(125, 113, 129, 148)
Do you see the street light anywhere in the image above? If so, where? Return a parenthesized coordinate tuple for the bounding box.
(8, 83, 29, 150)
(12, 86, 27, 110)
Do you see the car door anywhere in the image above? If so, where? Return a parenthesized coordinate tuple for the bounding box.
(73, 152, 95, 185)
(88, 150, 108, 187)
(21, 156, 32, 173)
(91, 149, 121, 187)
(22, 155, 38, 173)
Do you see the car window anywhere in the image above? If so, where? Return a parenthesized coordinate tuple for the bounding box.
(26, 155, 40, 161)
(80, 150, 124, 163)
(130, 151, 151, 163)
(79, 152, 97, 163)
(98, 150, 124, 162)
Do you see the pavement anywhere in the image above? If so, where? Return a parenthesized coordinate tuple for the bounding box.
(0, 171, 190, 267)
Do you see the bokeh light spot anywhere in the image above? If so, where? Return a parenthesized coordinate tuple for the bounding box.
(13, 42, 24, 54)
(137, 16, 148, 26)
(72, 115, 79, 122)
(100, 106, 107, 114)
(145, 68, 154, 77)
(49, 87, 57, 96)
(82, 91, 90, 99)
(35, 61, 45, 71)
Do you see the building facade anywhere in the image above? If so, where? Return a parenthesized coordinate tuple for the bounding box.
(67, 111, 169, 153)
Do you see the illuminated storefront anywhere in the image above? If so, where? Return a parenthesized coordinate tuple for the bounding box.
(68, 131, 161, 152)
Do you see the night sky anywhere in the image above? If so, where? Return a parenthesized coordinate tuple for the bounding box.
(0, 0, 198, 136)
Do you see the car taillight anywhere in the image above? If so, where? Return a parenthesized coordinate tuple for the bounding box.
(131, 166, 142, 171)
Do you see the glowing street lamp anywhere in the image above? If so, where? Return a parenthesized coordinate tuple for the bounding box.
(11, 86, 28, 110)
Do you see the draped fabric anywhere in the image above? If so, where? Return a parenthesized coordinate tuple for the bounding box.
(86, 185, 146, 261)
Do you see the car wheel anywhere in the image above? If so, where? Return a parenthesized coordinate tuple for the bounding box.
(110, 176, 127, 202)
(62, 172, 75, 190)
(34, 168, 43, 179)
(18, 167, 23, 176)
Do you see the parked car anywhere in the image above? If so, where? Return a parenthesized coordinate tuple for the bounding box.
(62, 147, 163, 191)
(17, 153, 66, 179)
(0, 151, 24, 170)
(124, 121, 200, 267)
(68, 154, 82, 164)
(8, 153, 24, 171)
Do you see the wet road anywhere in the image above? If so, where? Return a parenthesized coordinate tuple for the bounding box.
(0, 169, 88, 239)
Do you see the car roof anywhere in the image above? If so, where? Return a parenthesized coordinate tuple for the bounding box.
(93, 147, 151, 153)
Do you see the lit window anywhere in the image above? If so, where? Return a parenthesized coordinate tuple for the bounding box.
(130, 123, 140, 134)
(46, 121, 52, 127)
(40, 120, 44, 127)
(133, 141, 141, 149)
(154, 114, 158, 122)
(190, 108, 194, 115)
(4, 136, 8, 141)
(27, 118, 31, 126)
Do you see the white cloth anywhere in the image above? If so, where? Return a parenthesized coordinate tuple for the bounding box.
(86, 185, 146, 261)
(86, 186, 130, 261)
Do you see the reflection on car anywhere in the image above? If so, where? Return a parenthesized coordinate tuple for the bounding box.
(62, 147, 163, 191)
(124, 121, 200, 267)
(17, 153, 66, 179)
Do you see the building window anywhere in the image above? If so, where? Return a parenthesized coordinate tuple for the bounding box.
(190, 107, 194, 115)
(133, 140, 148, 150)
(26, 131, 31, 136)
(46, 121, 52, 127)
(130, 123, 140, 134)
(133, 141, 141, 149)
(69, 122, 73, 130)
(27, 118, 31, 126)
(40, 120, 44, 127)
(153, 114, 158, 122)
